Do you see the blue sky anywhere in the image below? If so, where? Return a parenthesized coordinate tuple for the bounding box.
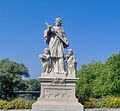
(0, 0, 120, 79)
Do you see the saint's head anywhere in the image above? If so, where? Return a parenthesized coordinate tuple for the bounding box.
(55, 17, 62, 27)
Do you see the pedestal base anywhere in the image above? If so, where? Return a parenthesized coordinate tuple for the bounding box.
(32, 73, 84, 111)
(32, 101, 83, 111)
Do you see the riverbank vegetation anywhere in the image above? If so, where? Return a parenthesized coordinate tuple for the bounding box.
(76, 52, 120, 108)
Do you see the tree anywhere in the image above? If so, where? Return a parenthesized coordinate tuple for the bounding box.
(76, 52, 120, 102)
(76, 61, 104, 100)
(105, 53, 120, 96)
(92, 53, 120, 97)
(26, 79, 40, 91)
(0, 59, 30, 100)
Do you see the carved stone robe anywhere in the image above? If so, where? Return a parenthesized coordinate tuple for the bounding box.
(44, 26, 68, 73)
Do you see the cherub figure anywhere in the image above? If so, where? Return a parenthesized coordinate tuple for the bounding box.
(39, 48, 51, 73)
(66, 49, 77, 74)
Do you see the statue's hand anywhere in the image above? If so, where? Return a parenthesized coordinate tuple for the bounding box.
(46, 28, 52, 34)
(51, 28, 55, 33)
(47, 26, 52, 31)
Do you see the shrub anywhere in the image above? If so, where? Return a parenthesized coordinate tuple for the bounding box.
(24, 101, 33, 109)
(11, 98, 25, 109)
(84, 96, 120, 108)
(102, 96, 120, 108)
(3, 103, 11, 110)
(0, 98, 33, 110)
(0, 100, 7, 109)
(84, 98, 101, 108)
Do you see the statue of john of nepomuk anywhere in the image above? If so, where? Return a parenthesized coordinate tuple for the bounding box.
(44, 17, 69, 74)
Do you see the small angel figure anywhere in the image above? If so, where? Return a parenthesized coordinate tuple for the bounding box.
(66, 49, 77, 74)
(39, 48, 51, 73)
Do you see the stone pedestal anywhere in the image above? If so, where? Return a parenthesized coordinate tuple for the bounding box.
(32, 73, 84, 111)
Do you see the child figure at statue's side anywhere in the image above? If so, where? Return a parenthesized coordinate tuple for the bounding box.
(39, 48, 51, 73)
(66, 49, 77, 74)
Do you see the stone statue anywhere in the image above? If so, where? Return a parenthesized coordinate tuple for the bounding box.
(66, 49, 77, 74)
(39, 48, 51, 73)
(32, 18, 84, 111)
(44, 17, 69, 74)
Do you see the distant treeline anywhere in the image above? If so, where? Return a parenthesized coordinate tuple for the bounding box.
(0, 58, 40, 100)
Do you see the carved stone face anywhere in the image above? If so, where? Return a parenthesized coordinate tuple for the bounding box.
(55, 22, 61, 26)
(68, 49, 73, 56)
(55, 17, 62, 27)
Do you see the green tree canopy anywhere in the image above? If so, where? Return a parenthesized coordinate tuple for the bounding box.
(105, 53, 120, 96)
(76, 61, 104, 99)
(22, 79, 40, 91)
(0, 59, 30, 100)
(76, 52, 120, 101)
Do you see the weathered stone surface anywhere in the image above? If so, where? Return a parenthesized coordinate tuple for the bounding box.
(32, 18, 83, 111)
(32, 72, 84, 111)
(32, 101, 83, 111)
(44, 17, 69, 74)
(0, 108, 120, 111)
(85, 109, 120, 111)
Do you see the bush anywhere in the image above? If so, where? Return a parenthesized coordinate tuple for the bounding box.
(2, 103, 13, 110)
(102, 96, 120, 108)
(0, 98, 33, 110)
(24, 101, 33, 109)
(84, 96, 120, 108)
(12, 98, 25, 109)
(0, 100, 7, 109)
(84, 98, 101, 108)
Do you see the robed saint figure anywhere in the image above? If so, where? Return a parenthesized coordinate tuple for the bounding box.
(44, 17, 69, 74)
